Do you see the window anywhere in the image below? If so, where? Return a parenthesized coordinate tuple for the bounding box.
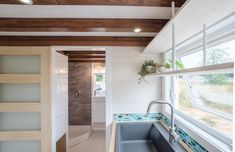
(164, 20, 234, 147)
(179, 39, 235, 69)
(176, 73, 233, 138)
(94, 74, 106, 97)
(206, 40, 235, 65)
(180, 51, 203, 68)
(92, 63, 106, 97)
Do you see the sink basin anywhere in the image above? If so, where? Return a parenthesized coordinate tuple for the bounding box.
(115, 122, 187, 152)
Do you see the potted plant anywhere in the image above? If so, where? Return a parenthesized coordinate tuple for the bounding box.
(175, 60, 185, 70)
(157, 62, 172, 73)
(158, 60, 184, 73)
(138, 60, 157, 83)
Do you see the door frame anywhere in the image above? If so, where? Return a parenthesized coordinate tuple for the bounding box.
(51, 46, 112, 152)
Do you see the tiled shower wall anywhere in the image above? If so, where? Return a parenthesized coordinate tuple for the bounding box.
(69, 62, 91, 125)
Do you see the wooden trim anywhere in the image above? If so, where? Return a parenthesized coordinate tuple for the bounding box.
(0, 0, 186, 7)
(0, 74, 40, 83)
(40, 49, 52, 152)
(0, 47, 52, 151)
(69, 55, 105, 58)
(69, 59, 105, 63)
(56, 133, 67, 152)
(63, 51, 105, 55)
(0, 47, 45, 55)
(0, 131, 41, 141)
(69, 58, 105, 60)
(0, 36, 153, 46)
(0, 103, 41, 112)
(0, 18, 168, 33)
(109, 122, 117, 152)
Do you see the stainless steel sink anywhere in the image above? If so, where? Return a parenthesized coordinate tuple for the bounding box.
(115, 122, 187, 152)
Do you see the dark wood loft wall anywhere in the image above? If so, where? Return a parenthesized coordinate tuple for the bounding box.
(0, 0, 186, 7)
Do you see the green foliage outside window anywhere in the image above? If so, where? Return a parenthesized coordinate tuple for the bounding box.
(96, 75, 104, 82)
(204, 48, 233, 85)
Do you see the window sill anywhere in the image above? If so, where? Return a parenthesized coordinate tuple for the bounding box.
(164, 112, 232, 152)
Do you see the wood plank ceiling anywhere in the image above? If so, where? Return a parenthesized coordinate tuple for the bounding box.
(0, 0, 186, 46)
(60, 51, 106, 62)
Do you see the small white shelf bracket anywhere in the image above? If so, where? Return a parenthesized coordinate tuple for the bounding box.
(203, 24, 207, 66)
(171, 1, 176, 70)
(171, 1, 175, 18)
(171, 1, 176, 105)
(172, 24, 176, 70)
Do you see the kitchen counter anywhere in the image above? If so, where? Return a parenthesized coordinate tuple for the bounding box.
(109, 113, 208, 152)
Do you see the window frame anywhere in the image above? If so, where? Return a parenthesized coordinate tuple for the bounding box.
(178, 74, 233, 121)
(163, 43, 234, 148)
(163, 73, 233, 148)
(93, 73, 106, 97)
(175, 109, 232, 147)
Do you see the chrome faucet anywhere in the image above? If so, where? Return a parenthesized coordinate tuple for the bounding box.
(147, 100, 179, 144)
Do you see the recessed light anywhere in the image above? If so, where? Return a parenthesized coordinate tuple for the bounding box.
(134, 28, 142, 33)
(19, 0, 33, 5)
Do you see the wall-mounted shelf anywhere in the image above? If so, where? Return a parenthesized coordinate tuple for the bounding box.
(146, 62, 234, 77)
(143, 0, 235, 54)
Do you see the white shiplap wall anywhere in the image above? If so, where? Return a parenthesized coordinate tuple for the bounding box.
(109, 47, 163, 114)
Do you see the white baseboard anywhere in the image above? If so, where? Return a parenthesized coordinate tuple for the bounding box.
(92, 122, 105, 131)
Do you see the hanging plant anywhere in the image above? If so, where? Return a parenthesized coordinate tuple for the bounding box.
(138, 60, 157, 84)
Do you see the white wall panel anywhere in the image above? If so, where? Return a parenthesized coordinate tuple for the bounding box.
(51, 51, 68, 152)
(92, 97, 106, 123)
(110, 47, 162, 114)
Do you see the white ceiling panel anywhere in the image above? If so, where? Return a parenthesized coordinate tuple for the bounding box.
(143, 0, 235, 53)
(0, 5, 174, 19)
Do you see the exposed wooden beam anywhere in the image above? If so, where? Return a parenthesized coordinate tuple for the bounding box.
(0, 36, 153, 46)
(69, 58, 105, 60)
(0, 0, 186, 7)
(69, 55, 105, 58)
(64, 50, 106, 62)
(63, 51, 105, 55)
(69, 60, 105, 63)
(56, 51, 66, 55)
(0, 18, 168, 33)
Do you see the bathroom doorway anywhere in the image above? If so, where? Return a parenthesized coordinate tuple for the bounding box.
(58, 50, 106, 152)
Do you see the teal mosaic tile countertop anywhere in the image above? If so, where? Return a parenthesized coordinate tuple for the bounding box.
(113, 113, 162, 122)
(113, 113, 208, 152)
